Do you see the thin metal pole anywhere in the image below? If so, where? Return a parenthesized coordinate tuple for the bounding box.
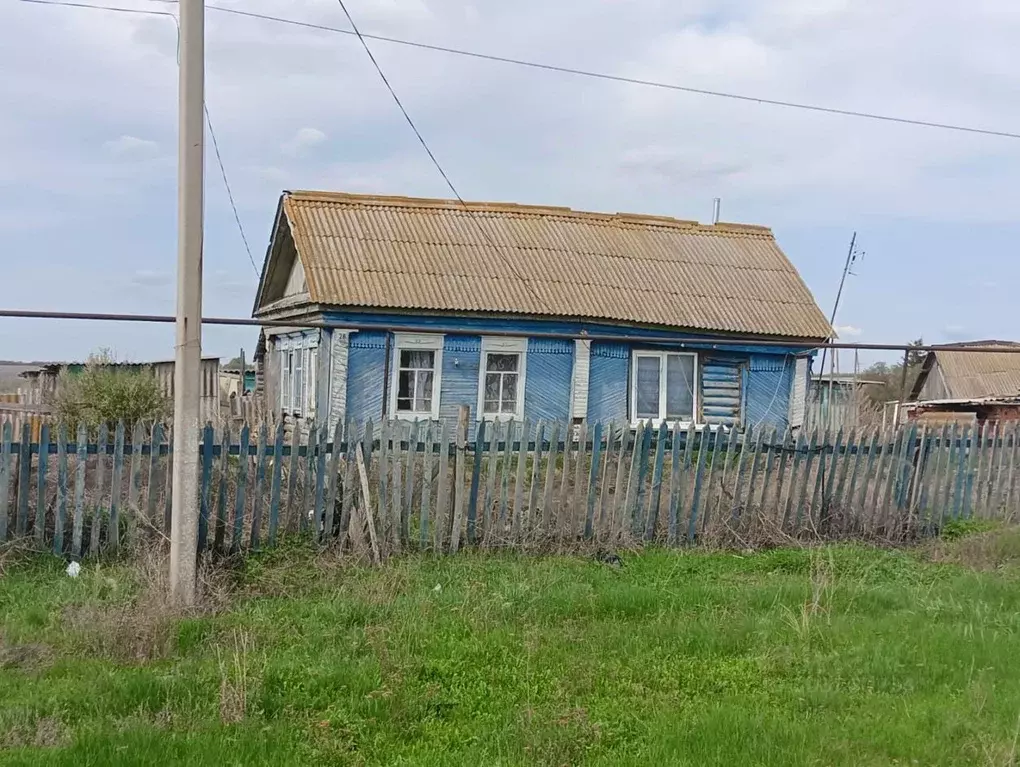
(817, 232, 855, 515)
(816, 231, 856, 399)
(170, 0, 204, 606)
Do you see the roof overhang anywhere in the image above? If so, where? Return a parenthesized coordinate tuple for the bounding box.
(251, 194, 289, 317)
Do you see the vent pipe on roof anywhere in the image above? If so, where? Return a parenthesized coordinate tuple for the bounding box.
(712, 197, 721, 224)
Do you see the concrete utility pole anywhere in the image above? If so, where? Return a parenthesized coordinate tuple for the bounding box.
(170, 0, 205, 605)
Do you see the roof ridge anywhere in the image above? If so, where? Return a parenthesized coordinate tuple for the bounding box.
(285, 190, 774, 237)
(935, 339, 1020, 349)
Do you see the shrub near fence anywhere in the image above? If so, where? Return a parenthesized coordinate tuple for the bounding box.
(2, 413, 1020, 560)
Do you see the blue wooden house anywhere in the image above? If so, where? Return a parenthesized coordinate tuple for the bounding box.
(252, 191, 831, 433)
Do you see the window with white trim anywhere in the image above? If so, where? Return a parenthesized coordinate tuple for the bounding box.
(278, 334, 318, 417)
(390, 334, 443, 419)
(630, 350, 698, 425)
(293, 346, 304, 416)
(478, 337, 527, 420)
(305, 352, 317, 418)
(281, 349, 292, 413)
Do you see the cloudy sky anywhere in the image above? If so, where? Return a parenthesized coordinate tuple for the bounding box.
(2, 0, 1019, 369)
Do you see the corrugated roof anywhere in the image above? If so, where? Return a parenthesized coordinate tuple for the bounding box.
(931, 341, 1020, 399)
(265, 190, 831, 340)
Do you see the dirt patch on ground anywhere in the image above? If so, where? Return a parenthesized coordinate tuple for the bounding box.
(0, 640, 53, 673)
(0, 716, 68, 750)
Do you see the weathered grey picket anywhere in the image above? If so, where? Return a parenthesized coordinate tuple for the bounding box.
(2, 415, 1019, 561)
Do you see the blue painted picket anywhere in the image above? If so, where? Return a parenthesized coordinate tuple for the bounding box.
(34, 423, 50, 546)
(4, 417, 1020, 561)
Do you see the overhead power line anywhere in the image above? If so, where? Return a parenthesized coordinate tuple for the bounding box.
(20, 0, 1020, 140)
(19, 0, 259, 277)
(332, 0, 552, 313)
(332, 0, 461, 205)
(177, 1, 1020, 141)
(204, 103, 257, 274)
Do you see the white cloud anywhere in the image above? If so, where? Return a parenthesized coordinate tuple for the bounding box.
(834, 324, 862, 337)
(102, 135, 159, 157)
(281, 127, 327, 157)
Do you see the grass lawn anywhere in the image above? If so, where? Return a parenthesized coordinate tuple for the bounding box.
(3, 530, 1020, 765)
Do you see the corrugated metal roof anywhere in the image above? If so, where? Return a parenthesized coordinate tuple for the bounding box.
(270, 191, 832, 340)
(932, 341, 1020, 399)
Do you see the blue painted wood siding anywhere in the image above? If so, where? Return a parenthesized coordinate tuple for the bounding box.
(339, 325, 798, 428)
(440, 336, 481, 421)
(346, 331, 387, 421)
(322, 310, 813, 357)
(525, 339, 573, 422)
(745, 354, 793, 429)
(587, 342, 629, 423)
(701, 356, 742, 426)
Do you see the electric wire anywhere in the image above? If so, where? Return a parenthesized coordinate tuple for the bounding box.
(19, 0, 259, 276)
(331, 0, 552, 312)
(19, 0, 1020, 141)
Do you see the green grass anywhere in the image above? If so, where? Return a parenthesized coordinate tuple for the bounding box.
(4, 535, 1020, 765)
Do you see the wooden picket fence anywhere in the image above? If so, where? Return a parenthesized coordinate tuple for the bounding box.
(2, 414, 1019, 560)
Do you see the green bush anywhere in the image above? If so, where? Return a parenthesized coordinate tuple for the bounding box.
(53, 350, 169, 432)
(939, 518, 999, 541)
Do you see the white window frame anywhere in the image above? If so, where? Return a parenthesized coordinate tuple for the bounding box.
(281, 348, 293, 413)
(629, 350, 699, 427)
(477, 337, 527, 422)
(389, 333, 443, 420)
(292, 344, 304, 417)
(305, 346, 317, 418)
(278, 333, 319, 418)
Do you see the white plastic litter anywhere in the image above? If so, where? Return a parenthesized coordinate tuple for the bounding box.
(433, 584, 442, 593)
(66, 561, 81, 578)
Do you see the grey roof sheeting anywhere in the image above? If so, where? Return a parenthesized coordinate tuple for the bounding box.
(914, 341, 1020, 400)
(259, 191, 832, 340)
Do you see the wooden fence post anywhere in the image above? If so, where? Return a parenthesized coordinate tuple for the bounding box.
(16, 420, 31, 537)
(54, 424, 68, 555)
(450, 405, 470, 554)
(34, 422, 50, 546)
(71, 423, 87, 557)
(433, 420, 451, 551)
(0, 420, 11, 543)
(469, 419, 486, 545)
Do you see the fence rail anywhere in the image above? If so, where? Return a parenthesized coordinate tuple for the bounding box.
(2, 415, 1018, 560)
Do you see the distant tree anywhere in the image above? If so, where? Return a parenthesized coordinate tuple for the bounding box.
(861, 338, 926, 404)
(905, 337, 927, 368)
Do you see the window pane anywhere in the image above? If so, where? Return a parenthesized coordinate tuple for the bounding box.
(486, 352, 518, 372)
(501, 373, 518, 413)
(415, 371, 433, 412)
(635, 356, 661, 419)
(281, 353, 291, 411)
(293, 351, 303, 414)
(306, 350, 316, 414)
(401, 349, 434, 370)
(666, 355, 695, 419)
(483, 373, 500, 412)
(397, 369, 413, 411)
